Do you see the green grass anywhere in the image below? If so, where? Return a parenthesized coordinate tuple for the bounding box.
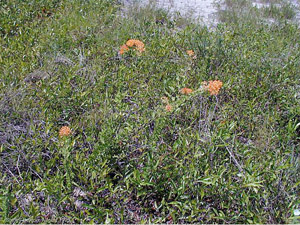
(0, 0, 299, 223)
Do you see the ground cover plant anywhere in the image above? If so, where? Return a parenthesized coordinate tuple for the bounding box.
(0, 0, 299, 223)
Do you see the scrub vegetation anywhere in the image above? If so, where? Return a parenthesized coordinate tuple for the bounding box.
(0, 0, 299, 223)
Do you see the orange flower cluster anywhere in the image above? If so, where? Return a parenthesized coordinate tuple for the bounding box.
(202, 80, 223, 95)
(180, 88, 193, 95)
(119, 39, 145, 55)
(119, 44, 129, 55)
(186, 50, 196, 59)
(186, 50, 195, 57)
(161, 96, 172, 112)
(59, 126, 71, 137)
(165, 104, 173, 112)
(126, 39, 144, 49)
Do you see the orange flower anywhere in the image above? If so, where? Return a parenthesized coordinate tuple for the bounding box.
(165, 104, 173, 112)
(186, 50, 196, 59)
(125, 39, 145, 53)
(125, 39, 136, 47)
(59, 126, 71, 137)
(119, 44, 129, 55)
(186, 50, 195, 57)
(203, 80, 223, 95)
(137, 46, 145, 53)
(180, 88, 193, 95)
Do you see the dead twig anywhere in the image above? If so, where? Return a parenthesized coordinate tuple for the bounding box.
(16, 154, 24, 183)
(221, 139, 245, 176)
(3, 162, 21, 185)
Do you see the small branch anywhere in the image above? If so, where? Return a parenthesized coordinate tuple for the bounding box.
(221, 139, 245, 176)
(3, 162, 21, 185)
(28, 165, 43, 182)
(17, 154, 24, 183)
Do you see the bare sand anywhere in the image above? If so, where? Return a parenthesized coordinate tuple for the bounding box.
(123, 0, 219, 26)
(123, 0, 300, 25)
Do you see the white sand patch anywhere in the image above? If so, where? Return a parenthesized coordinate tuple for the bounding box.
(252, 2, 270, 9)
(290, 0, 300, 22)
(251, 0, 300, 23)
(123, 0, 300, 25)
(123, 0, 219, 26)
(147, 0, 218, 24)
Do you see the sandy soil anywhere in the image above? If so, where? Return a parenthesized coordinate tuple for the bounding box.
(123, 0, 219, 26)
(123, 0, 300, 25)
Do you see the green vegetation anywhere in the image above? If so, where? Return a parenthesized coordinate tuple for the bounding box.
(0, 0, 299, 223)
